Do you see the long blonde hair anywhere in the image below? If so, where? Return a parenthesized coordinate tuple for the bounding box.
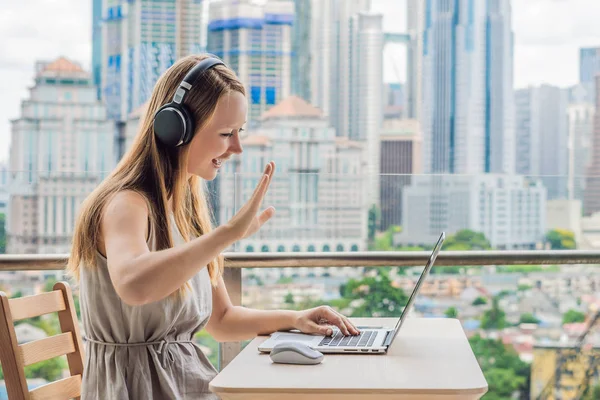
(67, 54, 245, 291)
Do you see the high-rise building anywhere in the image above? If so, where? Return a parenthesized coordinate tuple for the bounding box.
(7, 58, 114, 254)
(92, 0, 103, 100)
(207, 0, 294, 125)
(394, 175, 547, 250)
(515, 85, 569, 200)
(383, 83, 404, 120)
(308, 0, 336, 117)
(291, 0, 311, 102)
(580, 47, 600, 83)
(584, 75, 600, 216)
(579, 47, 600, 105)
(567, 103, 594, 202)
(405, 0, 424, 121)
(421, 0, 514, 175)
(379, 119, 422, 231)
(102, 0, 206, 122)
(219, 96, 368, 253)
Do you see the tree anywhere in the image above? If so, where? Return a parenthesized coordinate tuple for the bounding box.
(24, 357, 67, 381)
(372, 225, 401, 251)
(0, 213, 6, 254)
(469, 334, 530, 399)
(545, 229, 576, 249)
(443, 230, 491, 250)
(340, 270, 408, 318)
(367, 205, 381, 243)
(519, 313, 540, 324)
(562, 309, 586, 324)
(472, 296, 488, 306)
(444, 307, 458, 318)
(195, 330, 219, 369)
(481, 297, 507, 330)
(284, 292, 295, 306)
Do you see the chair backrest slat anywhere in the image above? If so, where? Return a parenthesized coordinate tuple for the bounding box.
(20, 332, 76, 367)
(0, 293, 28, 400)
(9, 291, 66, 321)
(0, 282, 84, 400)
(29, 374, 82, 400)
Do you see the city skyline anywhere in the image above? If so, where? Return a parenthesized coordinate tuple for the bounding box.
(1, 0, 600, 163)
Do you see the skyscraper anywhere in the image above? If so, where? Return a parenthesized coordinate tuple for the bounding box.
(102, 0, 206, 122)
(405, 0, 424, 121)
(207, 0, 294, 125)
(7, 58, 114, 254)
(291, 0, 312, 102)
(92, 0, 103, 100)
(515, 85, 569, 200)
(421, 0, 514, 174)
(579, 47, 600, 104)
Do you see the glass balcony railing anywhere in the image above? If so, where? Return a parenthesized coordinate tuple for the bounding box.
(1, 170, 600, 399)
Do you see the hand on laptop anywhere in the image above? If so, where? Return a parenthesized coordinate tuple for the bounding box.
(293, 306, 360, 337)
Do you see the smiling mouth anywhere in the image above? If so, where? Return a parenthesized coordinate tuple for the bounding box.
(212, 158, 225, 168)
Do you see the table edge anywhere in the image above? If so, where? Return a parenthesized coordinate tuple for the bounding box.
(208, 383, 489, 396)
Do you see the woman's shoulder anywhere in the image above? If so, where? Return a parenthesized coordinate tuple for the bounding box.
(104, 190, 150, 216)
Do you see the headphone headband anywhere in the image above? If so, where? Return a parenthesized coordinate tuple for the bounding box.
(172, 57, 225, 105)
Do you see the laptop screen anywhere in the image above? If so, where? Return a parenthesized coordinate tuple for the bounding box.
(387, 232, 445, 344)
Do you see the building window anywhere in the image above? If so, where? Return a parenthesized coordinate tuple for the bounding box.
(351, 245, 359, 252)
(245, 245, 254, 252)
(336, 244, 344, 251)
(292, 245, 301, 252)
(307, 245, 315, 252)
(261, 245, 269, 252)
(277, 245, 285, 252)
(322, 245, 330, 252)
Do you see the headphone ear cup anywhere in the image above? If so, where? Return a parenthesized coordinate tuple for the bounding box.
(153, 103, 187, 147)
(179, 105, 196, 146)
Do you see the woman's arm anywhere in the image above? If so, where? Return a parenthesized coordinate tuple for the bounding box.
(205, 275, 360, 342)
(101, 190, 236, 306)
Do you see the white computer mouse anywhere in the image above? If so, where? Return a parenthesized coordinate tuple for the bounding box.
(269, 342, 324, 365)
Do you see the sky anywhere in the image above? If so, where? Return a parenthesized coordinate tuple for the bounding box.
(1, 0, 600, 163)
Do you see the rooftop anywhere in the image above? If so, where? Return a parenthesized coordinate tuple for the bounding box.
(261, 96, 324, 120)
(36, 57, 88, 78)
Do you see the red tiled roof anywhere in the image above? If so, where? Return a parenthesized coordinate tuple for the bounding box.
(42, 57, 85, 73)
(261, 96, 324, 120)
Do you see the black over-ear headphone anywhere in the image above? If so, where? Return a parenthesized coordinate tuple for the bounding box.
(153, 56, 225, 147)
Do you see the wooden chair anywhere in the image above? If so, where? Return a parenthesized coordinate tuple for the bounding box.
(0, 282, 85, 400)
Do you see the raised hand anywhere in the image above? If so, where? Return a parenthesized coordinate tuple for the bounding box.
(224, 161, 276, 241)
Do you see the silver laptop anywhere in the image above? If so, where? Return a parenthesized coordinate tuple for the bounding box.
(258, 232, 446, 354)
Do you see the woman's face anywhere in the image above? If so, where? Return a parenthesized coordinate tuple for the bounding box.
(187, 91, 246, 180)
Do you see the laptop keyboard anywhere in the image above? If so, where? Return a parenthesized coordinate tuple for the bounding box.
(318, 330, 377, 347)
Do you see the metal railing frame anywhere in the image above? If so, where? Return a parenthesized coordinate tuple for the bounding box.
(2, 250, 600, 368)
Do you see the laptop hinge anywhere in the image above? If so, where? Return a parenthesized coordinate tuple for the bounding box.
(382, 329, 395, 347)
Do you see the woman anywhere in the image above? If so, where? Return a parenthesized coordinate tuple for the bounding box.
(67, 54, 359, 399)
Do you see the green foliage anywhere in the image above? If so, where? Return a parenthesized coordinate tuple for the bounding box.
(472, 296, 488, 306)
(195, 330, 219, 369)
(444, 307, 458, 318)
(481, 297, 507, 330)
(443, 230, 491, 250)
(284, 292, 294, 305)
(372, 225, 401, 251)
(24, 357, 67, 381)
(276, 276, 294, 284)
(469, 334, 530, 399)
(519, 313, 540, 324)
(340, 270, 408, 318)
(367, 205, 381, 243)
(562, 309, 586, 324)
(545, 229, 576, 249)
(496, 264, 560, 273)
(517, 284, 533, 292)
